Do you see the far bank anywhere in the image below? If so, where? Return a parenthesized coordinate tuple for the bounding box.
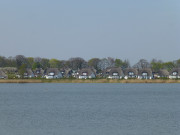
(0, 79, 180, 83)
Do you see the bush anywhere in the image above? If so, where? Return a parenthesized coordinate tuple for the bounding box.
(8, 74, 17, 79)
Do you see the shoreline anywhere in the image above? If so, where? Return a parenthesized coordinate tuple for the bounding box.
(0, 79, 180, 83)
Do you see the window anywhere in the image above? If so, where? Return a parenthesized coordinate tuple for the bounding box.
(83, 72, 87, 76)
(113, 72, 118, 76)
(142, 72, 148, 76)
(128, 72, 134, 75)
(49, 72, 55, 76)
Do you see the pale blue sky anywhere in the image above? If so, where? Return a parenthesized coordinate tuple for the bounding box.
(0, 0, 180, 64)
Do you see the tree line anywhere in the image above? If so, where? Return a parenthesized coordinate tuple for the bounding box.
(0, 55, 180, 72)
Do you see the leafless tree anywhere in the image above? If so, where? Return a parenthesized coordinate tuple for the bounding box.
(133, 59, 150, 69)
(107, 57, 115, 67)
(34, 57, 42, 63)
(97, 58, 112, 70)
(68, 57, 87, 70)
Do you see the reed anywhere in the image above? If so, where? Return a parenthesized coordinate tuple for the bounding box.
(0, 79, 180, 83)
(0, 79, 42, 83)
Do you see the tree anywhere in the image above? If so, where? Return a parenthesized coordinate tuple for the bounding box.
(107, 57, 115, 67)
(49, 59, 60, 68)
(18, 64, 26, 78)
(32, 62, 41, 70)
(0, 56, 6, 67)
(151, 59, 163, 72)
(6, 57, 17, 67)
(27, 57, 34, 68)
(122, 59, 130, 69)
(15, 55, 27, 68)
(162, 62, 175, 71)
(115, 59, 130, 69)
(175, 59, 180, 68)
(41, 58, 50, 69)
(97, 58, 111, 71)
(133, 59, 150, 69)
(115, 59, 123, 67)
(88, 58, 100, 70)
(68, 57, 87, 70)
(60, 60, 67, 68)
(34, 57, 42, 63)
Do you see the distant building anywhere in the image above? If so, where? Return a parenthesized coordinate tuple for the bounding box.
(78, 68, 96, 79)
(71, 70, 78, 78)
(153, 69, 169, 78)
(34, 68, 44, 78)
(44, 68, 63, 79)
(0, 70, 7, 79)
(24, 68, 35, 78)
(169, 68, 180, 79)
(59, 68, 73, 78)
(124, 68, 138, 79)
(138, 68, 153, 79)
(64, 68, 73, 78)
(106, 67, 124, 79)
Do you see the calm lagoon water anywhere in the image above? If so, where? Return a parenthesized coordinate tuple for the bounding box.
(0, 83, 180, 135)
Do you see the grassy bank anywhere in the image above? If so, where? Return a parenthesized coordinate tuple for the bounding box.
(0, 79, 180, 83)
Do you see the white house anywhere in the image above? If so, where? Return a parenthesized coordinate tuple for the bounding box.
(138, 68, 153, 79)
(124, 68, 138, 79)
(169, 68, 180, 79)
(106, 67, 124, 79)
(44, 68, 63, 79)
(34, 68, 44, 78)
(24, 68, 35, 78)
(78, 68, 96, 79)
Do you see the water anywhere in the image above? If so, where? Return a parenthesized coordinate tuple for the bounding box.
(0, 83, 179, 135)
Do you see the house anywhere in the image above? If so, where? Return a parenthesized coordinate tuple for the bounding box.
(138, 68, 152, 79)
(0, 67, 18, 74)
(153, 69, 169, 78)
(59, 68, 72, 78)
(106, 67, 124, 79)
(0, 70, 7, 79)
(71, 70, 79, 78)
(169, 68, 180, 79)
(0, 67, 18, 78)
(124, 68, 138, 79)
(24, 68, 35, 78)
(59, 68, 66, 77)
(78, 68, 96, 79)
(44, 68, 63, 79)
(96, 70, 104, 78)
(34, 68, 44, 78)
(64, 68, 73, 78)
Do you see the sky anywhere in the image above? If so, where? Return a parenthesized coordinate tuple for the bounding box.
(0, 0, 180, 64)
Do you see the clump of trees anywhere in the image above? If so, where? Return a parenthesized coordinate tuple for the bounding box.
(0, 55, 180, 73)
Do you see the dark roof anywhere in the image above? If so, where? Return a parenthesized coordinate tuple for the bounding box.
(34, 68, 44, 76)
(124, 68, 138, 76)
(25, 68, 34, 76)
(0, 70, 7, 78)
(0, 67, 18, 73)
(138, 68, 152, 76)
(45, 68, 60, 75)
(64, 68, 73, 77)
(107, 67, 124, 76)
(158, 69, 169, 76)
(78, 68, 96, 76)
(170, 68, 180, 76)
